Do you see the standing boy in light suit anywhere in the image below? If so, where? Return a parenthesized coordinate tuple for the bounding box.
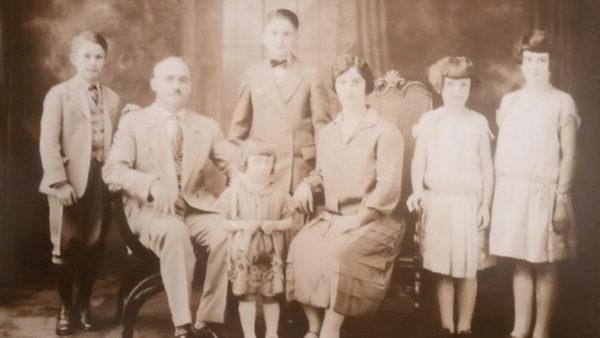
(39, 31, 121, 336)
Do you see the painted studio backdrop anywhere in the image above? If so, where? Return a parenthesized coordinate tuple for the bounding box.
(1, 0, 599, 335)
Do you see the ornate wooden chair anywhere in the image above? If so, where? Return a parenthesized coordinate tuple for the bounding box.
(112, 191, 163, 338)
(112, 191, 208, 338)
(369, 70, 432, 314)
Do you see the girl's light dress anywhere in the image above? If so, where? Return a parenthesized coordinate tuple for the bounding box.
(217, 176, 294, 297)
(490, 87, 579, 263)
(414, 108, 495, 278)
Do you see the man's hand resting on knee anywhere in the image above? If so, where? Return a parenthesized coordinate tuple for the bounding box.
(149, 180, 177, 217)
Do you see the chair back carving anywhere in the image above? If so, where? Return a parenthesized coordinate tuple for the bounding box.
(370, 70, 432, 314)
(370, 70, 432, 207)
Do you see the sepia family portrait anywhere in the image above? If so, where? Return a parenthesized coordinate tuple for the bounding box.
(1, 1, 599, 338)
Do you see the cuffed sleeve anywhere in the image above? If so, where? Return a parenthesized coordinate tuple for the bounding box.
(228, 71, 253, 144)
(363, 124, 404, 215)
(559, 92, 580, 129)
(309, 68, 331, 132)
(215, 186, 234, 218)
(477, 115, 495, 149)
(302, 168, 324, 191)
(210, 120, 239, 176)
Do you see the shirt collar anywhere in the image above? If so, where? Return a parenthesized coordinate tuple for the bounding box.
(332, 107, 378, 127)
(154, 103, 186, 121)
(75, 75, 101, 91)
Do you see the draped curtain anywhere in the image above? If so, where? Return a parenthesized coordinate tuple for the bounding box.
(336, 0, 390, 77)
(180, 0, 224, 122)
(180, 0, 392, 128)
(528, 0, 577, 92)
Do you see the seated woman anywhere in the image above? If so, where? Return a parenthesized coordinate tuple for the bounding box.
(287, 54, 405, 338)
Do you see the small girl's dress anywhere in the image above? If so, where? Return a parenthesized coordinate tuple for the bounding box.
(217, 176, 294, 297)
(490, 87, 579, 263)
(414, 108, 496, 278)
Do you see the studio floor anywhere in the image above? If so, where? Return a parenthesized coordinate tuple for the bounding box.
(0, 225, 596, 338)
(0, 275, 420, 338)
(0, 261, 595, 338)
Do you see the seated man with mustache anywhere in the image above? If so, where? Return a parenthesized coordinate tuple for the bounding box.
(103, 56, 236, 338)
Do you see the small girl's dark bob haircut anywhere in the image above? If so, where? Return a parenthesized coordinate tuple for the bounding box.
(239, 138, 276, 172)
(428, 56, 475, 94)
(513, 30, 554, 64)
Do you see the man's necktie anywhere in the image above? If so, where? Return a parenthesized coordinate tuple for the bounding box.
(89, 84, 99, 107)
(170, 115, 184, 189)
(270, 59, 287, 68)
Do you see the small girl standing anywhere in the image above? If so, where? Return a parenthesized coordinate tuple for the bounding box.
(217, 138, 294, 338)
(407, 56, 495, 338)
(489, 31, 579, 338)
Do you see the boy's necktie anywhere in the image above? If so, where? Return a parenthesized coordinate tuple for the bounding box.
(89, 84, 99, 107)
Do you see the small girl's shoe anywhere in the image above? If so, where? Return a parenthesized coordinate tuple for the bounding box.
(304, 332, 319, 338)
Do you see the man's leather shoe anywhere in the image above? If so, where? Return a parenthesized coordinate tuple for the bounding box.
(78, 307, 97, 331)
(194, 325, 219, 338)
(55, 305, 74, 336)
(175, 334, 195, 338)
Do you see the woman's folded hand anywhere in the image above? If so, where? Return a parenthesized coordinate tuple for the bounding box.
(406, 192, 422, 213)
(293, 183, 313, 214)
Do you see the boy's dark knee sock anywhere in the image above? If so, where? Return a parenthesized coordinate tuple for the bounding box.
(78, 265, 98, 307)
(55, 263, 74, 307)
(77, 251, 101, 307)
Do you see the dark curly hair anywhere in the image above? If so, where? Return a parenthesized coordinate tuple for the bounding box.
(330, 54, 375, 95)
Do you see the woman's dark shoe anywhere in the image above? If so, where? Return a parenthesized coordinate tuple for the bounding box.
(175, 333, 195, 338)
(78, 307, 96, 331)
(436, 328, 454, 338)
(456, 329, 474, 337)
(55, 305, 74, 336)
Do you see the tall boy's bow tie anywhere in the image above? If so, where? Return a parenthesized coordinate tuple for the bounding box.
(270, 59, 287, 68)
